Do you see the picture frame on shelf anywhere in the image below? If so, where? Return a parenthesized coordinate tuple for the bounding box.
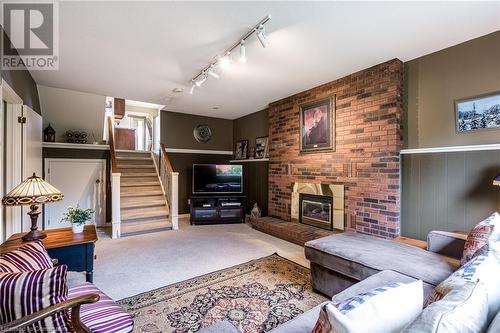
(299, 96, 335, 153)
(455, 91, 500, 133)
(234, 139, 249, 160)
(254, 136, 269, 159)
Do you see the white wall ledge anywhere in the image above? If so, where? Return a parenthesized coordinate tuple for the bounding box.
(165, 148, 233, 155)
(400, 144, 500, 154)
(42, 142, 110, 150)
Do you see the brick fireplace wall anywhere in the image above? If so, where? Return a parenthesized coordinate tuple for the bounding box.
(268, 59, 404, 238)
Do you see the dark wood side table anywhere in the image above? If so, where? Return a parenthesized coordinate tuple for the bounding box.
(0, 225, 98, 282)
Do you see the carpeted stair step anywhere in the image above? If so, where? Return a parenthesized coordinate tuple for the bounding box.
(121, 206, 169, 222)
(120, 219, 172, 237)
(121, 180, 161, 187)
(120, 172, 158, 178)
(121, 189, 164, 197)
(121, 197, 166, 209)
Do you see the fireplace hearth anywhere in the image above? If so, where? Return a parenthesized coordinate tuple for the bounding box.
(299, 193, 333, 230)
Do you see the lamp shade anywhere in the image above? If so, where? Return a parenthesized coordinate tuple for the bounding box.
(494, 173, 500, 187)
(2, 173, 64, 206)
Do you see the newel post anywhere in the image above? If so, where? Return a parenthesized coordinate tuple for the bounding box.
(170, 172, 179, 230)
(111, 172, 121, 238)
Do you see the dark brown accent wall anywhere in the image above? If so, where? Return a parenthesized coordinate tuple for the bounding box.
(1, 29, 41, 114)
(42, 148, 111, 224)
(160, 111, 233, 150)
(168, 153, 231, 214)
(233, 108, 269, 145)
(268, 59, 404, 238)
(232, 108, 270, 216)
(402, 150, 500, 240)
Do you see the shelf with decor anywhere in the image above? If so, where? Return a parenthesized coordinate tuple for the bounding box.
(229, 158, 269, 163)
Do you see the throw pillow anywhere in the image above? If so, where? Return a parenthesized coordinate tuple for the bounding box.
(0, 240, 53, 273)
(321, 280, 423, 333)
(461, 212, 500, 265)
(0, 265, 71, 332)
(426, 241, 500, 321)
(311, 304, 332, 333)
(402, 281, 488, 333)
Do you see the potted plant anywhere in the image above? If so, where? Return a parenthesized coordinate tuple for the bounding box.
(61, 206, 94, 233)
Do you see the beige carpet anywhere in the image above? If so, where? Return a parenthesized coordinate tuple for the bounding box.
(118, 254, 326, 333)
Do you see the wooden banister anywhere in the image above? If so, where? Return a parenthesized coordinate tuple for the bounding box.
(160, 143, 173, 173)
(107, 116, 118, 173)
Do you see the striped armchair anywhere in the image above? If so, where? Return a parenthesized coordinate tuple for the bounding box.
(0, 240, 133, 333)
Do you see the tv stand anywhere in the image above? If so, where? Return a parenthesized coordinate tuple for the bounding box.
(190, 195, 246, 225)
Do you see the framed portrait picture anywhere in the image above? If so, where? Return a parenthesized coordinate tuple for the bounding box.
(234, 139, 249, 160)
(455, 91, 500, 133)
(254, 136, 269, 159)
(300, 96, 335, 153)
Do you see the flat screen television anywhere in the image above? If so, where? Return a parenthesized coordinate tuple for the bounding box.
(193, 164, 243, 194)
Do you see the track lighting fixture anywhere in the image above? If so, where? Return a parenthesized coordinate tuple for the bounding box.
(208, 65, 220, 79)
(219, 53, 232, 69)
(188, 15, 271, 94)
(255, 24, 267, 48)
(239, 40, 246, 63)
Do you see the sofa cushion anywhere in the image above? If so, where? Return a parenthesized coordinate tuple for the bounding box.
(325, 280, 423, 333)
(487, 310, 500, 333)
(68, 282, 133, 333)
(268, 302, 327, 333)
(426, 241, 500, 321)
(0, 240, 53, 273)
(0, 265, 70, 332)
(403, 281, 488, 333)
(332, 270, 434, 303)
(305, 231, 458, 286)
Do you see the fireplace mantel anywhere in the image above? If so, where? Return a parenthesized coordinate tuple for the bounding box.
(291, 182, 344, 230)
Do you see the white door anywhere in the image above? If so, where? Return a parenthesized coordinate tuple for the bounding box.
(44, 159, 106, 229)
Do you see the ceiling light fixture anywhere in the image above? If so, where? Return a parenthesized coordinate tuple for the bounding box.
(208, 65, 220, 79)
(189, 83, 195, 95)
(188, 15, 271, 94)
(219, 53, 232, 69)
(255, 24, 267, 48)
(239, 40, 246, 63)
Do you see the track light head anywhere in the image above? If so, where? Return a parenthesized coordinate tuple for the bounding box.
(208, 65, 220, 79)
(239, 40, 246, 63)
(219, 53, 232, 69)
(189, 83, 195, 95)
(195, 72, 208, 87)
(256, 24, 267, 48)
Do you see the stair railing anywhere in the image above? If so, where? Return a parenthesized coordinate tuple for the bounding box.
(107, 116, 121, 238)
(155, 143, 179, 230)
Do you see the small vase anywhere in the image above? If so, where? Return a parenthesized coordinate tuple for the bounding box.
(72, 223, 84, 234)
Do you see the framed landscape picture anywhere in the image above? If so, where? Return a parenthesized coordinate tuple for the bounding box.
(299, 96, 335, 153)
(234, 139, 249, 160)
(455, 91, 500, 133)
(254, 136, 269, 159)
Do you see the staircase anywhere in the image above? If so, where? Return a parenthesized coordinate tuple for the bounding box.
(116, 150, 172, 236)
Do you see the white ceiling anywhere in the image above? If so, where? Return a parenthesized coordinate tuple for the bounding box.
(28, 1, 500, 119)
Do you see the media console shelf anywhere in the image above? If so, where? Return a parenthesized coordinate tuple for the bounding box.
(190, 195, 246, 225)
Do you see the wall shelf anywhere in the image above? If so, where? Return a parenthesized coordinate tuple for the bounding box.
(42, 142, 110, 150)
(229, 158, 269, 163)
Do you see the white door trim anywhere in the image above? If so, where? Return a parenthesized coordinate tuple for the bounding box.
(1, 79, 24, 239)
(44, 158, 107, 228)
(1, 79, 23, 104)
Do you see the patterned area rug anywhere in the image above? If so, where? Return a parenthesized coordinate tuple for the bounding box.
(118, 254, 326, 333)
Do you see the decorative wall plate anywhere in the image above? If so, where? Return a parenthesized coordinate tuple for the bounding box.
(194, 124, 212, 143)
